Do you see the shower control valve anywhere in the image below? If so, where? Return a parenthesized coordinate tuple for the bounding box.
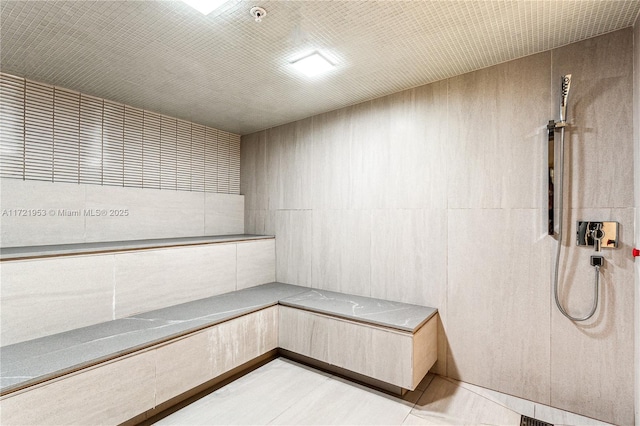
(591, 224, 604, 252)
(576, 221, 618, 250)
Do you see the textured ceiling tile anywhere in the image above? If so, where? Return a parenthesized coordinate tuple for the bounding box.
(1, 0, 639, 135)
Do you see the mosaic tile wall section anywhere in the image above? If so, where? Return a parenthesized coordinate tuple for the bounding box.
(0, 73, 240, 194)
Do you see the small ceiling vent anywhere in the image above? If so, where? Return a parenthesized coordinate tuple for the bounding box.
(250, 6, 266, 22)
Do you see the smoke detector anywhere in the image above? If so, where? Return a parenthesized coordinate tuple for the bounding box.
(250, 6, 266, 22)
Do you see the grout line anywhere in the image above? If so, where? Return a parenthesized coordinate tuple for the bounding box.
(112, 254, 117, 320)
(263, 360, 334, 425)
(437, 375, 524, 415)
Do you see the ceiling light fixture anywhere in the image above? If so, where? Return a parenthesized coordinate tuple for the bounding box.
(181, 0, 228, 15)
(290, 52, 334, 77)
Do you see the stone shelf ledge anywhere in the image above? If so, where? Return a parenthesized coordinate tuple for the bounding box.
(0, 234, 274, 261)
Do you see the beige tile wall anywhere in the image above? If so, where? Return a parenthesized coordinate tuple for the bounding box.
(240, 29, 635, 425)
(0, 175, 257, 345)
(548, 29, 635, 424)
(274, 210, 312, 286)
(236, 239, 276, 290)
(0, 179, 87, 246)
(447, 208, 552, 404)
(114, 244, 237, 317)
(0, 178, 245, 247)
(1, 239, 275, 345)
(0, 254, 115, 345)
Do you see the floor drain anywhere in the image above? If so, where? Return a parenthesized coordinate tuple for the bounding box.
(521, 415, 553, 426)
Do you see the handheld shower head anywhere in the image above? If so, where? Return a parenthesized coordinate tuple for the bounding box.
(560, 74, 571, 123)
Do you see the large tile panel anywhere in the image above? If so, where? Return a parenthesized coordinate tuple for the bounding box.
(310, 109, 352, 210)
(447, 51, 551, 209)
(85, 185, 205, 242)
(265, 126, 281, 212)
(0, 178, 246, 248)
(371, 209, 446, 306)
(204, 193, 244, 235)
(0, 178, 86, 247)
(381, 83, 448, 210)
(114, 244, 236, 318)
(244, 209, 275, 236)
(236, 239, 276, 290)
(311, 209, 371, 296)
(240, 130, 268, 211)
(446, 208, 551, 404)
(348, 100, 386, 210)
(272, 117, 314, 210)
(275, 209, 312, 286)
(552, 28, 634, 209)
(0, 254, 114, 346)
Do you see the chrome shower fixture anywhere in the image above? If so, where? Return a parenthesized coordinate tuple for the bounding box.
(576, 221, 619, 252)
(548, 73, 604, 322)
(547, 73, 572, 236)
(559, 74, 571, 124)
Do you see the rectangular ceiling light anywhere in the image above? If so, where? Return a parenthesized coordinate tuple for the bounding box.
(181, 0, 228, 15)
(290, 52, 334, 77)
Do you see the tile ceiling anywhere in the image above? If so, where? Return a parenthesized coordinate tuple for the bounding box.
(1, 1, 639, 135)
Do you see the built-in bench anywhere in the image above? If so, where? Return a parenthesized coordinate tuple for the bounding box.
(0, 235, 277, 346)
(0, 283, 437, 425)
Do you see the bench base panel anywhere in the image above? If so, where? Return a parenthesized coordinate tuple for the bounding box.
(279, 350, 407, 396)
(129, 350, 278, 426)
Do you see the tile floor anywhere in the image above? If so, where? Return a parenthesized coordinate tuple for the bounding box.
(155, 358, 612, 426)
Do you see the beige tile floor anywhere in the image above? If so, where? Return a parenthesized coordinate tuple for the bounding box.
(155, 358, 612, 426)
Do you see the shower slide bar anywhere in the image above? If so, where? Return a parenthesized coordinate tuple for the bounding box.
(548, 74, 603, 322)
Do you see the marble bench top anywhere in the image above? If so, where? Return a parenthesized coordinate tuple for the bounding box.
(279, 289, 437, 332)
(0, 234, 274, 260)
(0, 283, 437, 394)
(0, 282, 304, 393)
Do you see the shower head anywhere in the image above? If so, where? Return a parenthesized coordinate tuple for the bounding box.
(560, 74, 571, 123)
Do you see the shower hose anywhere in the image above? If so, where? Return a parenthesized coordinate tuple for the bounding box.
(553, 126, 600, 322)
